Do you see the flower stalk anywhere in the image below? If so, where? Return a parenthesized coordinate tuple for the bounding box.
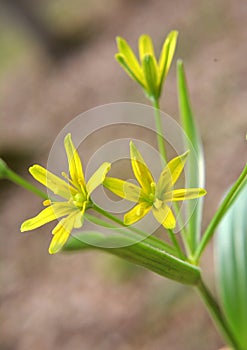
(197, 279, 242, 349)
(0, 158, 48, 199)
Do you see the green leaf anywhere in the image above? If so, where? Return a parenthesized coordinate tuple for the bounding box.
(177, 60, 205, 255)
(215, 182, 247, 348)
(85, 212, 180, 258)
(64, 231, 201, 285)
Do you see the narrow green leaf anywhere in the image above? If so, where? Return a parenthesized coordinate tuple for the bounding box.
(85, 212, 180, 258)
(64, 232, 201, 285)
(177, 60, 205, 255)
(195, 164, 247, 262)
(215, 183, 247, 348)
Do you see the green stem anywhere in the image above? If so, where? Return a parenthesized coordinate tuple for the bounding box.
(92, 204, 185, 259)
(151, 101, 190, 259)
(1, 159, 48, 200)
(152, 98, 167, 165)
(194, 164, 247, 262)
(197, 279, 242, 349)
(167, 229, 185, 260)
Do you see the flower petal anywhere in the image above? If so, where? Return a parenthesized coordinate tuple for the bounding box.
(104, 177, 147, 202)
(29, 165, 77, 200)
(74, 209, 85, 229)
(158, 30, 178, 91)
(152, 204, 176, 229)
(142, 54, 159, 98)
(156, 151, 189, 196)
(86, 162, 111, 195)
(115, 53, 145, 87)
(64, 133, 86, 192)
(49, 212, 76, 254)
(20, 203, 74, 232)
(163, 188, 207, 202)
(139, 34, 155, 60)
(130, 141, 155, 194)
(116, 37, 143, 83)
(124, 202, 151, 225)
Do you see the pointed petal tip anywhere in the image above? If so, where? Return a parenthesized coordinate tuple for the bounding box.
(170, 29, 179, 36)
(129, 140, 137, 151)
(116, 36, 123, 44)
(123, 217, 129, 226)
(20, 223, 27, 232)
(29, 164, 39, 175)
(183, 149, 190, 156)
(64, 133, 72, 145)
(116, 36, 127, 50)
(103, 162, 111, 171)
(48, 246, 56, 254)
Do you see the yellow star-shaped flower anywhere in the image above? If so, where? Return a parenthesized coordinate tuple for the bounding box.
(21, 133, 111, 254)
(104, 141, 206, 229)
(115, 31, 178, 100)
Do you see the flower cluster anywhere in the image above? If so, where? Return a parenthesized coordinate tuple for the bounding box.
(21, 134, 206, 254)
(104, 141, 206, 229)
(21, 134, 111, 254)
(115, 31, 178, 100)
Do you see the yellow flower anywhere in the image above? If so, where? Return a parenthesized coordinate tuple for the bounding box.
(115, 31, 178, 100)
(104, 141, 206, 229)
(21, 134, 111, 254)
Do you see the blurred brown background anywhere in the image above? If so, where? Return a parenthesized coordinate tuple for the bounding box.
(0, 0, 246, 349)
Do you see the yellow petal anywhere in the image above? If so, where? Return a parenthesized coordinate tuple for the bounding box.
(104, 177, 147, 202)
(139, 34, 155, 60)
(49, 212, 76, 254)
(152, 204, 176, 229)
(115, 53, 145, 87)
(73, 201, 86, 229)
(142, 54, 159, 98)
(130, 141, 155, 194)
(30, 165, 76, 200)
(116, 37, 143, 83)
(163, 188, 207, 202)
(20, 203, 73, 232)
(64, 133, 86, 192)
(158, 30, 178, 90)
(124, 202, 151, 225)
(156, 151, 189, 196)
(86, 162, 111, 195)
(74, 210, 85, 229)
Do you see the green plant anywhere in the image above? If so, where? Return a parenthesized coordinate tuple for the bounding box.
(1, 31, 247, 349)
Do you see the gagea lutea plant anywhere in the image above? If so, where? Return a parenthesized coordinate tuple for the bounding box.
(1, 30, 247, 350)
